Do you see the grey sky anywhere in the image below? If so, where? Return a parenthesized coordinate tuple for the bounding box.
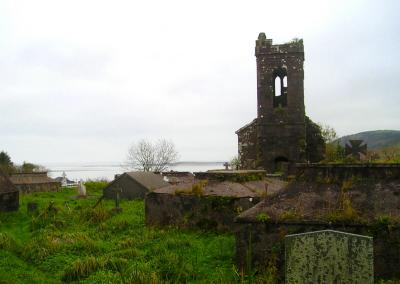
(0, 0, 399, 164)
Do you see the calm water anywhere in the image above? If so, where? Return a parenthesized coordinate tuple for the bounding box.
(45, 162, 225, 181)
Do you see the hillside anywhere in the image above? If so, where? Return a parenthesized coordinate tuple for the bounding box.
(337, 130, 400, 150)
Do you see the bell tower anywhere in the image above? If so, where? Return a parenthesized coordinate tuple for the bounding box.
(255, 33, 306, 172)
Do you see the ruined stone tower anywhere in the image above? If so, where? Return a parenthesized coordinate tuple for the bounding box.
(237, 33, 316, 172)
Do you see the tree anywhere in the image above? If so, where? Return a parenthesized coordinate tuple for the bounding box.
(126, 139, 179, 172)
(0, 151, 15, 174)
(319, 125, 345, 162)
(18, 162, 48, 173)
(230, 155, 241, 170)
(0, 151, 13, 166)
(321, 124, 338, 143)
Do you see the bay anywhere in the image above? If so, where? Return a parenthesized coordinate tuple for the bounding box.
(45, 162, 226, 181)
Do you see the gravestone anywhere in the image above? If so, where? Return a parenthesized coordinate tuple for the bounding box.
(285, 230, 373, 284)
(77, 180, 86, 197)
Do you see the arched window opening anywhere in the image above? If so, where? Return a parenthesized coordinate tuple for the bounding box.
(274, 76, 281, 97)
(272, 68, 287, 108)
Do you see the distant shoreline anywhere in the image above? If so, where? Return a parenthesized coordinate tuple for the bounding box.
(45, 162, 225, 181)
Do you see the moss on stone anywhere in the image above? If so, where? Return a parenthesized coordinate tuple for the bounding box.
(256, 213, 270, 222)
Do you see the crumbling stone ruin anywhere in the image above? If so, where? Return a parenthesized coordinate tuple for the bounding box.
(235, 164, 400, 281)
(236, 33, 324, 173)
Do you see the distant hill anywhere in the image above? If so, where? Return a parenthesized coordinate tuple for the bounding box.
(337, 130, 400, 150)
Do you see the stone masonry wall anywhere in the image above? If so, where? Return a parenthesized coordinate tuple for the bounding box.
(236, 119, 258, 169)
(296, 163, 400, 181)
(255, 35, 306, 172)
(235, 222, 400, 282)
(145, 192, 260, 232)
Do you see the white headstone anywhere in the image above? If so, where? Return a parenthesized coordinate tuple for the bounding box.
(77, 180, 86, 197)
(61, 171, 67, 187)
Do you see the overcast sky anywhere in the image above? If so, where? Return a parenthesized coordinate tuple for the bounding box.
(0, 0, 399, 164)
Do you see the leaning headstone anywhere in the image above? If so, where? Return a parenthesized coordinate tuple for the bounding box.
(285, 230, 373, 284)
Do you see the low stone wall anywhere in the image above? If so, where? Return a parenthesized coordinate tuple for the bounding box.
(296, 163, 400, 181)
(235, 221, 400, 282)
(145, 192, 260, 232)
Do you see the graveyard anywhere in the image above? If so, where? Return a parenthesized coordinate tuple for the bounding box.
(0, 30, 399, 283)
(0, 182, 248, 283)
(1, 174, 399, 283)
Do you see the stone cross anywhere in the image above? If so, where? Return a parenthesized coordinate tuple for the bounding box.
(285, 230, 373, 284)
(345, 140, 367, 160)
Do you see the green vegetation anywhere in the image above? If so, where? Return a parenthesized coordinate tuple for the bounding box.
(278, 210, 299, 221)
(229, 156, 241, 170)
(174, 180, 207, 196)
(0, 182, 268, 283)
(256, 213, 270, 222)
(0, 150, 47, 174)
(323, 178, 360, 223)
(0, 150, 14, 174)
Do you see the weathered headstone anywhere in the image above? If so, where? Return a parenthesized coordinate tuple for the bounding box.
(77, 180, 86, 197)
(285, 230, 373, 284)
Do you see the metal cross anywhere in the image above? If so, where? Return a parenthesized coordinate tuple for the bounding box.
(345, 140, 367, 160)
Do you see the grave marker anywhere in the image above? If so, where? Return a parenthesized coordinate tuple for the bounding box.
(285, 230, 373, 284)
(345, 139, 367, 160)
(77, 180, 86, 197)
(112, 187, 122, 213)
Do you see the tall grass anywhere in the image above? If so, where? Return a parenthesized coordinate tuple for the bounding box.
(0, 182, 249, 283)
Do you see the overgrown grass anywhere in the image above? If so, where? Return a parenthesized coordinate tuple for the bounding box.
(0, 183, 267, 283)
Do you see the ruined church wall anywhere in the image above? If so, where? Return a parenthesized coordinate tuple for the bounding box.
(237, 121, 258, 169)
